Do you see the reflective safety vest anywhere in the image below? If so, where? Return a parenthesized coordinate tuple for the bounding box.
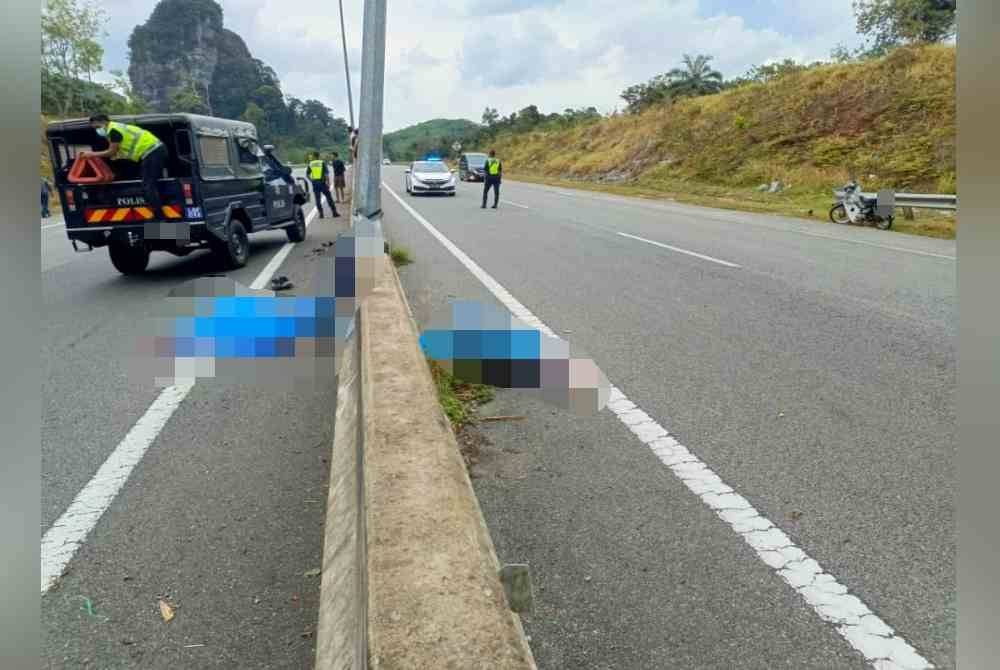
(308, 160, 325, 181)
(486, 157, 501, 176)
(107, 121, 162, 162)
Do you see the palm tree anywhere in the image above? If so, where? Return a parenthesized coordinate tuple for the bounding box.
(666, 54, 724, 98)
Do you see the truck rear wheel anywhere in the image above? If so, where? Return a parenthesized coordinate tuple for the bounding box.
(285, 205, 307, 242)
(214, 220, 249, 269)
(108, 242, 150, 275)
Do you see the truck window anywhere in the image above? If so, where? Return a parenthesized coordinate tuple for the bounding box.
(198, 134, 233, 179)
(235, 138, 261, 177)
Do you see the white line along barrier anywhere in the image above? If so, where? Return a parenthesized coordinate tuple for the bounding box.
(382, 181, 935, 670)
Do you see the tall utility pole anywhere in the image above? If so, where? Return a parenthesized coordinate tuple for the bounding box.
(337, 0, 355, 129)
(354, 0, 387, 219)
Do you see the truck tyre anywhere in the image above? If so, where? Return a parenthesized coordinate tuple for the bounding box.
(214, 220, 249, 269)
(286, 205, 307, 242)
(108, 242, 150, 275)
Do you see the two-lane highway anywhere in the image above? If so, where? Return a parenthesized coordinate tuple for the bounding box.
(380, 166, 955, 669)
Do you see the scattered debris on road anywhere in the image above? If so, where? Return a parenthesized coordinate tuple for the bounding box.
(158, 599, 175, 623)
(481, 415, 526, 422)
(269, 276, 294, 291)
(303, 568, 322, 578)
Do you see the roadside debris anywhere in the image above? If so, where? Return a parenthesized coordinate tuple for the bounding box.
(269, 275, 294, 291)
(158, 599, 175, 623)
(77, 596, 96, 617)
(481, 415, 526, 422)
(303, 568, 322, 578)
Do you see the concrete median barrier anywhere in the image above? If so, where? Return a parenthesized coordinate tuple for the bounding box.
(316, 259, 537, 670)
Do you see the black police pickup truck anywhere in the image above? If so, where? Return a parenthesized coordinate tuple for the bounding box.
(46, 113, 312, 274)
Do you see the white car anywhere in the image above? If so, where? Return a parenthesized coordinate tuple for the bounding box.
(383, 158, 391, 165)
(404, 160, 457, 196)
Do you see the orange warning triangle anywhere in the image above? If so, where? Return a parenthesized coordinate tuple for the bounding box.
(68, 156, 115, 184)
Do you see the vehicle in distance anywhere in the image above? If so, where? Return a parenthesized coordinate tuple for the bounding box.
(404, 160, 457, 196)
(46, 113, 310, 275)
(458, 152, 488, 181)
(383, 158, 391, 165)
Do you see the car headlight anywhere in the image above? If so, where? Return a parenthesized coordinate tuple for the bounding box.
(411, 175, 424, 185)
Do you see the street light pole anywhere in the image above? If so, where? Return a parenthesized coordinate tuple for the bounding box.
(354, 0, 387, 219)
(337, 0, 355, 130)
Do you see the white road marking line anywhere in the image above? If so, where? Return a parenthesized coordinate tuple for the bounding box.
(383, 181, 935, 670)
(770, 228, 955, 260)
(618, 231, 742, 268)
(41, 222, 64, 230)
(511, 181, 955, 261)
(40, 203, 318, 593)
(40, 384, 194, 592)
(249, 206, 318, 290)
(503, 200, 531, 209)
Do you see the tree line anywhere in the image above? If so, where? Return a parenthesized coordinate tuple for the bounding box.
(41, 0, 351, 164)
(618, 0, 955, 113)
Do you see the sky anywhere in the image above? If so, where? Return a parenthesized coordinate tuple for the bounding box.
(92, 0, 865, 132)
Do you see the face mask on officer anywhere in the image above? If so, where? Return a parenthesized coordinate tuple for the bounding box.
(95, 126, 108, 138)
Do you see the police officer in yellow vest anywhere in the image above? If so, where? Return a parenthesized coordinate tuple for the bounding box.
(307, 151, 339, 219)
(83, 114, 169, 220)
(481, 149, 502, 209)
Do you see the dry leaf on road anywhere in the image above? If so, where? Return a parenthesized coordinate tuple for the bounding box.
(158, 599, 175, 623)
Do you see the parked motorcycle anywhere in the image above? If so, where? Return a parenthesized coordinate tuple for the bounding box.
(829, 181, 893, 230)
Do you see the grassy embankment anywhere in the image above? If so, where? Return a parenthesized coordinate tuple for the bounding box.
(490, 45, 956, 238)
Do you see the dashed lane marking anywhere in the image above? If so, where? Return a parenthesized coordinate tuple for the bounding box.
(383, 181, 934, 670)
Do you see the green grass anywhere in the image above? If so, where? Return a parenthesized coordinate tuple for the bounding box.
(390, 246, 413, 267)
(491, 44, 955, 239)
(428, 360, 495, 431)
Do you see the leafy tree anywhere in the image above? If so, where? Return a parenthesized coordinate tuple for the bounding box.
(240, 101, 266, 129)
(853, 0, 956, 51)
(665, 54, 724, 98)
(168, 80, 210, 114)
(104, 69, 148, 113)
(41, 0, 107, 115)
(482, 107, 500, 127)
(620, 77, 672, 113)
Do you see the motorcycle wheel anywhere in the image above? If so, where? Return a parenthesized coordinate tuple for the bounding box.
(829, 203, 850, 224)
(875, 216, 893, 231)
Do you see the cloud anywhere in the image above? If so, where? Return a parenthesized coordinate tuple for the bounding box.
(459, 17, 578, 88)
(463, 0, 566, 16)
(98, 0, 866, 132)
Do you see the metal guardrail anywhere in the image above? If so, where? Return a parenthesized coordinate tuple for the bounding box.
(834, 190, 957, 211)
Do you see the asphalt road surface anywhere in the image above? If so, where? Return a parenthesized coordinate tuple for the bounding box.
(380, 166, 955, 670)
(41, 183, 349, 669)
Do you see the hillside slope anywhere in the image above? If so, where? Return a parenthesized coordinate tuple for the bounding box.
(383, 118, 481, 161)
(490, 45, 955, 237)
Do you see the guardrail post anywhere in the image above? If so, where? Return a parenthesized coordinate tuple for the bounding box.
(903, 206, 915, 220)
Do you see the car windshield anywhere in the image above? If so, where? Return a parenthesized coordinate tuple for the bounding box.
(413, 161, 449, 173)
(466, 154, 487, 167)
